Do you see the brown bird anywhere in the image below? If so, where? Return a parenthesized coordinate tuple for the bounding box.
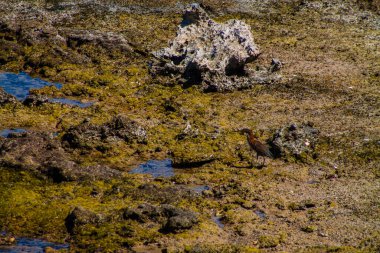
(241, 128, 273, 166)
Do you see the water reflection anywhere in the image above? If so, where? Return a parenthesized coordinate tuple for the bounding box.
(129, 159, 174, 178)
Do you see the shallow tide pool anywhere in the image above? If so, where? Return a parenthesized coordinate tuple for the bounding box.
(0, 238, 69, 253)
(0, 72, 92, 107)
(0, 72, 62, 100)
(129, 159, 174, 178)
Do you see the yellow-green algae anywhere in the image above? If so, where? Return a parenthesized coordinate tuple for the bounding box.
(0, 0, 379, 252)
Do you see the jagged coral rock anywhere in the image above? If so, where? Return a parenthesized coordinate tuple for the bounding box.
(152, 3, 261, 92)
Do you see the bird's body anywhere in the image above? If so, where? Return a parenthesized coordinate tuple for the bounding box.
(241, 128, 273, 165)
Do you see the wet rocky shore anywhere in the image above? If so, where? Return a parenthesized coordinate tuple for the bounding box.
(0, 0, 379, 252)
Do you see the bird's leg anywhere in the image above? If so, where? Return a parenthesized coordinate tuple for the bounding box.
(248, 152, 253, 168)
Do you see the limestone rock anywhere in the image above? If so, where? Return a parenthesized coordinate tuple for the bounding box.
(152, 3, 261, 92)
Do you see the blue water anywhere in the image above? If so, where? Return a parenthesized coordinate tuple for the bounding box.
(129, 159, 174, 178)
(0, 238, 69, 253)
(0, 129, 27, 138)
(0, 72, 62, 100)
(49, 98, 93, 108)
(0, 72, 92, 107)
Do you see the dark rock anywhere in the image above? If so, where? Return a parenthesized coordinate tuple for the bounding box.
(0, 131, 122, 182)
(105, 115, 147, 144)
(270, 122, 320, 159)
(62, 121, 103, 149)
(62, 115, 147, 149)
(161, 204, 198, 233)
(0, 88, 17, 105)
(164, 214, 198, 232)
(23, 94, 49, 107)
(123, 204, 162, 223)
(269, 58, 283, 73)
(152, 4, 265, 92)
(65, 206, 102, 235)
(163, 99, 178, 113)
(44, 162, 121, 183)
(122, 203, 198, 233)
(288, 200, 317, 211)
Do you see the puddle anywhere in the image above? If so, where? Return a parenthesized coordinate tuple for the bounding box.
(129, 159, 174, 178)
(0, 72, 62, 100)
(191, 185, 210, 194)
(49, 98, 93, 108)
(212, 216, 224, 229)
(254, 210, 267, 219)
(0, 129, 27, 138)
(0, 72, 92, 107)
(0, 238, 69, 253)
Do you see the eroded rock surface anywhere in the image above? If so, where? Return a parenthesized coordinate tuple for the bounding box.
(0, 88, 17, 105)
(0, 132, 121, 182)
(22, 94, 49, 107)
(65, 206, 103, 235)
(123, 203, 198, 233)
(152, 4, 263, 92)
(63, 29, 132, 52)
(270, 122, 320, 159)
(62, 115, 147, 149)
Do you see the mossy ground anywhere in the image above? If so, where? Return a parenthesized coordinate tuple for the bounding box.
(0, 0, 379, 252)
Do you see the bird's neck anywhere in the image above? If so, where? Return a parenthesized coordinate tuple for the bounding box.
(247, 131, 256, 141)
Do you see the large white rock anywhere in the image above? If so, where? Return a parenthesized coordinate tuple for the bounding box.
(152, 3, 262, 92)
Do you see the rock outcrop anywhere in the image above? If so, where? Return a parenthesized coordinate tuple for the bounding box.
(270, 122, 320, 160)
(0, 88, 17, 105)
(65, 206, 103, 235)
(123, 203, 198, 233)
(152, 3, 263, 92)
(22, 94, 49, 107)
(0, 131, 121, 182)
(62, 115, 147, 149)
